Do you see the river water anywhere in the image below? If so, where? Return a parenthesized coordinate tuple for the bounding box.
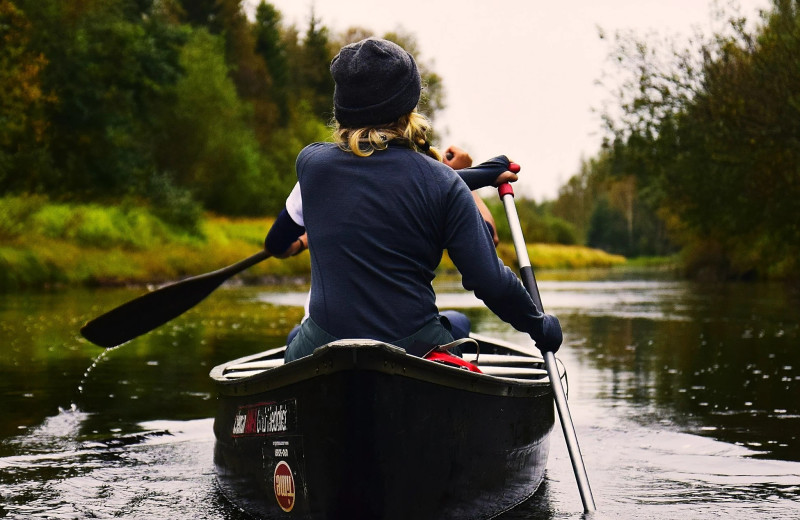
(1, 270, 798, 519)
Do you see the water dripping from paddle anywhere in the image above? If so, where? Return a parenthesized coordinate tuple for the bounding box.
(77, 345, 121, 395)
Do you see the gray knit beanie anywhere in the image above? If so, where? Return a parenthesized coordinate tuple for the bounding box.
(330, 38, 422, 128)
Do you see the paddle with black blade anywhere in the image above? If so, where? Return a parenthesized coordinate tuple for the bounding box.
(498, 167, 597, 513)
(81, 249, 271, 348)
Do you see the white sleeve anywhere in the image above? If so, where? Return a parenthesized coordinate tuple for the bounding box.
(285, 183, 304, 226)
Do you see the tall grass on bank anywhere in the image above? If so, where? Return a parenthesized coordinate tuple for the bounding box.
(508, 243, 627, 270)
(0, 196, 308, 291)
(1, 195, 627, 291)
(439, 243, 627, 272)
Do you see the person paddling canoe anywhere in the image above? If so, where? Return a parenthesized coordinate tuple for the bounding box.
(264, 37, 562, 362)
(282, 144, 507, 348)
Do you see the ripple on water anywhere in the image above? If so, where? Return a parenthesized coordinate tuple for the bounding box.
(0, 414, 227, 520)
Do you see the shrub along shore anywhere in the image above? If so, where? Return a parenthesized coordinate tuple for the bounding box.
(0, 196, 627, 292)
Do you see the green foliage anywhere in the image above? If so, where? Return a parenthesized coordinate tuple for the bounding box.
(0, 196, 182, 250)
(484, 197, 579, 246)
(544, 215, 581, 245)
(176, 0, 220, 30)
(599, 0, 800, 278)
(254, 1, 290, 124)
(439, 242, 626, 273)
(586, 196, 629, 253)
(19, 0, 186, 196)
(0, 0, 52, 186)
(0, 196, 314, 290)
(159, 27, 279, 215)
(520, 243, 627, 270)
(297, 10, 335, 121)
(2, 1, 450, 216)
(551, 159, 600, 244)
(2, 1, 448, 219)
(146, 172, 203, 232)
(264, 100, 332, 206)
(517, 200, 579, 245)
(552, 151, 676, 257)
(0, 195, 204, 290)
(0, 193, 47, 239)
(28, 204, 75, 239)
(0, 246, 66, 290)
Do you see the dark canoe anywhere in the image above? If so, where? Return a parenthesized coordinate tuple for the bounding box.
(210, 333, 560, 520)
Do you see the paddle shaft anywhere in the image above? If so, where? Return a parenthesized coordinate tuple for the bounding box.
(81, 249, 271, 348)
(498, 182, 597, 512)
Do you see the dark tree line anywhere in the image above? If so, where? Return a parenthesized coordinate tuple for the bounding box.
(551, 0, 800, 278)
(550, 152, 676, 258)
(0, 0, 444, 225)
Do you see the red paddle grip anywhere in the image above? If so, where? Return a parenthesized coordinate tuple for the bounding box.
(498, 183, 515, 197)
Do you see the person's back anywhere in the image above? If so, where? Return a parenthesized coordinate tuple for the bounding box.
(298, 141, 479, 342)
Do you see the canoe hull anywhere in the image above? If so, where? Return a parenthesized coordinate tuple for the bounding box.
(212, 340, 554, 520)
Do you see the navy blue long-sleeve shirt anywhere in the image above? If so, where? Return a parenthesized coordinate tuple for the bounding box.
(272, 141, 540, 343)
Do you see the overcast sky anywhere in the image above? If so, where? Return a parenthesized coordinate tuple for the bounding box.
(247, 0, 771, 200)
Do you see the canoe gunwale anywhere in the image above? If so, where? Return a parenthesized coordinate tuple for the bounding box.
(211, 338, 554, 399)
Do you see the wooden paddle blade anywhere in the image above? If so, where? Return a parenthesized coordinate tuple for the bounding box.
(80, 273, 224, 348)
(81, 250, 271, 348)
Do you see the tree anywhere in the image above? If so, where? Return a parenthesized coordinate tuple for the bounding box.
(553, 151, 675, 256)
(298, 8, 335, 121)
(587, 196, 629, 254)
(174, 0, 219, 30)
(0, 0, 52, 189)
(0, 1, 448, 221)
(9, 0, 185, 197)
(601, 0, 800, 277)
(677, 0, 800, 274)
(486, 197, 578, 246)
(552, 155, 607, 243)
(254, 1, 290, 125)
(157, 28, 283, 215)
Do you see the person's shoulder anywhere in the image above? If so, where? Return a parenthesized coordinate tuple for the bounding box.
(398, 152, 469, 203)
(299, 142, 338, 158)
(423, 154, 466, 191)
(297, 142, 339, 171)
(400, 148, 457, 178)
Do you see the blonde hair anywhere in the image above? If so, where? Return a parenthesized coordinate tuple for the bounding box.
(333, 111, 442, 161)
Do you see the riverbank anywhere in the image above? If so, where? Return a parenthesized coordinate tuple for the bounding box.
(0, 196, 628, 291)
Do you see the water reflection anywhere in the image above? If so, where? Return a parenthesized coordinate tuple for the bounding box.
(1, 275, 799, 518)
(547, 280, 800, 462)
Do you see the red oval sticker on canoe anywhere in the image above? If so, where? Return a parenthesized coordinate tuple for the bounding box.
(273, 461, 296, 512)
